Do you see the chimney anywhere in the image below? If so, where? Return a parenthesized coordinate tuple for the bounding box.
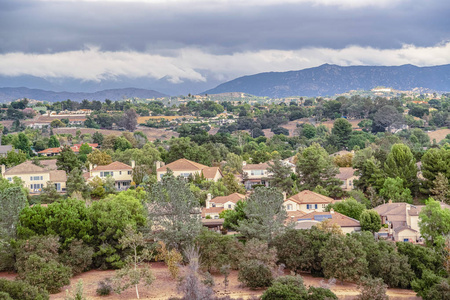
(89, 163, 93, 176)
(131, 160, 135, 169)
(388, 199, 393, 204)
(282, 191, 287, 200)
(155, 161, 161, 170)
(1, 164, 5, 177)
(206, 193, 212, 208)
(242, 161, 247, 166)
(330, 208, 335, 214)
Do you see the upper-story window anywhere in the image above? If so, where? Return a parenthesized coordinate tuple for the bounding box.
(100, 171, 113, 177)
(287, 204, 293, 211)
(250, 170, 264, 176)
(30, 176, 43, 181)
(307, 204, 318, 210)
(7, 177, 12, 182)
(128, 171, 132, 175)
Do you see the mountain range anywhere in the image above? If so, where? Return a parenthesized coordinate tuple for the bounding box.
(204, 64, 450, 98)
(0, 87, 167, 102)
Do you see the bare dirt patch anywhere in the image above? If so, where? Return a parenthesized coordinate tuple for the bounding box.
(1, 263, 419, 300)
(428, 128, 450, 143)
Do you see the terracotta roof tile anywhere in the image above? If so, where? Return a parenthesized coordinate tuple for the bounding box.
(242, 162, 269, 170)
(287, 190, 334, 205)
(210, 193, 246, 204)
(49, 170, 67, 182)
(201, 207, 224, 217)
(300, 211, 360, 227)
(91, 161, 132, 171)
(335, 167, 357, 180)
(157, 158, 207, 172)
(4, 161, 47, 175)
(202, 167, 222, 180)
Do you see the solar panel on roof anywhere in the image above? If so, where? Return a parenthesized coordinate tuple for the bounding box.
(297, 218, 312, 221)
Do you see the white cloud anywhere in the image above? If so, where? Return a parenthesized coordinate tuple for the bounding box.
(1, 42, 449, 83)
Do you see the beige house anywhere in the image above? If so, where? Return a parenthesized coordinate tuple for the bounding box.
(1, 160, 67, 193)
(283, 190, 334, 213)
(242, 162, 270, 189)
(84, 161, 134, 190)
(294, 209, 361, 234)
(335, 167, 359, 191)
(202, 193, 246, 219)
(156, 159, 222, 182)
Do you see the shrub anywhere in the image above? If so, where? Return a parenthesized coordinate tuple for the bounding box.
(0, 291, 13, 300)
(307, 286, 338, 300)
(156, 241, 183, 279)
(64, 280, 87, 300)
(60, 239, 94, 275)
(261, 275, 307, 300)
(238, 259, 273, 289)
(357, 277, 388, 300)
(96, 279, 113, 296)
(0, 279, 49, 300)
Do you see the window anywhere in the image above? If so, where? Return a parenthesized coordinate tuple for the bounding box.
(306, 204, 318, 210)
(128, 171, 132, 175)
(322, 204, 327, 208)
(349, 180, 352, 186)
(211, 203, 216, 207)
(250, 170, 264, 176)
(55, 183, 61, 191)
(7, 177, 12, 182)
(180, 173, 191, 178)
(119, 171, 122, 175)
(100, 171, 113, 177)
(287, 204, 293, 211)
(228, 204, 232, 209)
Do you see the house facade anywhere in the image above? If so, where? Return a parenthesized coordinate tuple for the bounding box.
(85, 161, 134, 190)
(242, 162, 270, 189)
(335, 167, 359, 191)
(156, 159, 222, 182)
(1, 160, 66, 193)
(202, 192, 246, 219)
(283, 190, 334, 213)
(294, 209, 361, 234)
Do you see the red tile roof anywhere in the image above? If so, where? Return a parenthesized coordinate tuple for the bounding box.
(211, 193, 246, 204)
(157, 158, 207, 172)
(287, 190, 334, 205)
(91, 161, 132, 171)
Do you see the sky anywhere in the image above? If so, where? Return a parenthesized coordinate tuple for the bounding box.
(0, 0, 449, 94)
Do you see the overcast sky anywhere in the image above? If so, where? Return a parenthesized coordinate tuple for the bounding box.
(0, 0, 449, 90)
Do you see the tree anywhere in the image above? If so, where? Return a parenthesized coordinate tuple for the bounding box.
(359, 210, 382, 233)
(296, 143, 342, 196)
(222, 171, 246, 194)
(113, 225, 154, 299)
(357, 277, 388, 300)
(48, 135, 60, 148)
(87, 149, 112, 166)
(320, 234, 368, 284)
(114, 136, 132, 151)
(326, 198, 366, 220)
(372, 105, 403, 132)
(223, 152, 243, 173)
(261, 275, 308, 300)
(379, 177, 413, 203)
(66, 168, 90, 198)
(421, 148, 450, 192)
(0, 149, 27, 167)
(331, 118, 352, 150)
(13, 133, 32, 157)
(237, 187, 288, 243)
(50, 119, 65, 128)
(92, 131, 104, 145)
(40, 181, 62, 203)
(119, 109, 138, 131)
(56, 145, 81, 173)
(147, 175, 202, 251)
(220, 200, 247, 230)
(0, 185, 28, 239)
(0, 279, 49, 300)
(419, 198, 450, 248)
(384, 143, 417, 190)
(238, 259, 273, 289)
(430, 173, 450, 204)
(267, 158, 294, 195)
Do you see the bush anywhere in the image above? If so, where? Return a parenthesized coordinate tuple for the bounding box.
(19, 254, 72, 294)
(261, 275, 307, 300)
(357, 277, 388, 300)
(96, 279, 113, 296)
(238, 259, 273, 289)
(307, 286, 338, 300)
(60, 239, 94, 275)
(0, 279, 49, 300)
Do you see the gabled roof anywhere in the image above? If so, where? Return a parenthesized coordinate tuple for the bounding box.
(299, 211, 360, 227)
(211, 193, 246, 204)
(287, 190, 334, 205)
(4, 161, 47, 175)
(243, 162, 269, 170)
(335, 167, 357, 180)
(0, 145, 13, 154)
(202, 167, 222, 180)
(157, 158, 207, 172)
(40, 159, 58, 170)
(201, 207, 224, 217)
(91, 161, 132, 171)
(49, 170, 67, 182)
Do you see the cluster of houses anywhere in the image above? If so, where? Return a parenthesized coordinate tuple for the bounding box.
(2, 152, 444, 244)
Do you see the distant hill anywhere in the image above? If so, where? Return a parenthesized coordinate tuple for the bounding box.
(203, 64, 450, 98)
(0, 87, 168, 102)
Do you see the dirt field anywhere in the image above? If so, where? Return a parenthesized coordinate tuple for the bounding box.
(427, 128, 450, 143)
(0, 262, 419, 300)
(53, 127, 178, 141)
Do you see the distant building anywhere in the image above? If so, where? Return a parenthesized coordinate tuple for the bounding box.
(84, 161, 134, 190)
(335, 167, 359, 191)
(202, 192, 246, 219)
(294, 209, 361, 234)
(156, 158, 222, 182)
(283, 190, 334, 213)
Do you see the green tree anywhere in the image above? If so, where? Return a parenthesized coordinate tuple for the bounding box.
(87, 149, 112, 166)
(48, 135, 60, 148)
(40, 181, 62, 203)
(430, 172, 450, 204)
(300, 123, 316, 139)
(224, 152, 243, 173)
(261, 275, 308, 300)
(220, 200, 247, 230)
(295, 143, 342, 196)
(331, 118, 352, 150)
(0, 185, 27, 239)
(12, 133, 32, 157)
(113, 225, 154, 299)
(320, 234, 368, 284)
(359, 210, 382, 233)
(147, 175, 202, 250)
(0, 149, 27, 167)
(222, 171, 246, 194)
(66, 168, 90, 198)
(56, 145, 81, 173)
(92, 131, 104, 145)
(421, 148, 450, 192)
(326, 197, 366, 220)
(419, 198, 450, 248)
(384, 143, 417, 190)
(267, 158, 294, 195)
(195, 230, 239, 272)
(114, 136, 132, 151)
(379, 177, 413, 203)
(238, 187, 288, 243)
(357, 277, 388, 300)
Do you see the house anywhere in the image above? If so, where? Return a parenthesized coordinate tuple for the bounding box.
(335, 167, 359, 191)
(242, 162, 270, 189)
(1, 160, 67, 193)
(202, 192, 246, 219)
(374, 200, 421, 242)
(0, 145, 15, 157)
(84, 161, 134, 190)
(38, 143, 98, 156)
(283, 190, 334, 213)
(294, 209, 361, 234)
(156, 159, 222, 182)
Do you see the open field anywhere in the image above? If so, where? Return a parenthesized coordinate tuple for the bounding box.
(427, 128, 450, 143)
(0, 262, 419, 300)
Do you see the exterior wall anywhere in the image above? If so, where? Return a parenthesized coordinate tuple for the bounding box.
(409, 215, 420, 232)
(91, 169, 132, 182)
(204, 212, 221, 219)
(298, 203, 328, 213)
(211, 171, 223, 182)
(243, 169, 269, 180)
(395, 229, 419, 242)
(342, 226, 361, 234)
(6, 172, 51, 193)
(341, 175, 358, 191)
(156, 169, 200, 181)
(283, 200, 299, 211)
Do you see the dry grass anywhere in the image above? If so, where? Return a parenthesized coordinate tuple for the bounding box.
(428, 128, 450, 143)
